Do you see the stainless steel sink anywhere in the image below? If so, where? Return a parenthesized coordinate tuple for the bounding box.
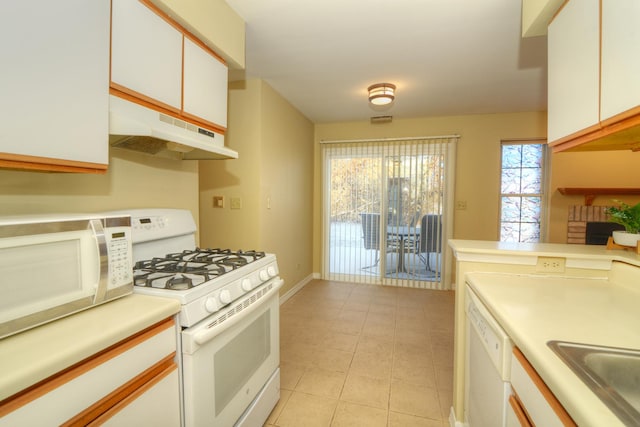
(548, 341, 640, 426)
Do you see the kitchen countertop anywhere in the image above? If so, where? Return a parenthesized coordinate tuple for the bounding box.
(0, 294, 180, 402)
(465, 271, 640, 427)
(449, 239, 640, 268)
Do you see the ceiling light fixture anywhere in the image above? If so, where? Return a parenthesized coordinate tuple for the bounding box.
(368, 83, 396, 106)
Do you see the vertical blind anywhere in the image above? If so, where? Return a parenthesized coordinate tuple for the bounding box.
(321, 136, 457, 290)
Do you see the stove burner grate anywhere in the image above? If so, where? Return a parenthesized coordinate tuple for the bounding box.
(133, 248, 266, 290)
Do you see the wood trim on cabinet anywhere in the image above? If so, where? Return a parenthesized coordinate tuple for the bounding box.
(0, 154, 107, 174)
(513, 347, 577, 427)
(86, 362, 177, 426)
(110, 87, 227, 135)
(549, 112, 640, 152)
(180, 110, 227, 134)
(548, 0, 570, 26)
(509, 394, 534, 427)
(601, 105, 640, 127)
(61, 354, 176, 426)
(109, 84, 182, 116)
(547, 122, 603, 150)
(0, 317, 175, 417)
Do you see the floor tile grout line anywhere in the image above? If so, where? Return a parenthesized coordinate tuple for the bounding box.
(274, 280, 454, 426)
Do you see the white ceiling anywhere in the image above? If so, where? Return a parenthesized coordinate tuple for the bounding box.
(225, 0, 548, 124)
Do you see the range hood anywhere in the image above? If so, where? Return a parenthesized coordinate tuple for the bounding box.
(109, 95, 238, 160)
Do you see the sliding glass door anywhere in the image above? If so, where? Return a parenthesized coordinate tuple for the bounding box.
(322, 136, 457, 290)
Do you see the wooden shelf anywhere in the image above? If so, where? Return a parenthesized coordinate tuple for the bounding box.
(557, 188, 640, 206)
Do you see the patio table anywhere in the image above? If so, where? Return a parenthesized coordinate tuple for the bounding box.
(386, 225, 420, 272)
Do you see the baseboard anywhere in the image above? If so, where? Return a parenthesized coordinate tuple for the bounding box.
(312, 272, 321, 279)
(449, 406, 466, 427)
(279, 273, 314, 305)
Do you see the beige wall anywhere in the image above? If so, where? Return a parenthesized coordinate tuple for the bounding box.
(0, 149, 200, 225)
(199, 79, 314, 296)
(313, 112, 547, 273)
(547, 150, 640, 243)
(150, 0, 245, 69)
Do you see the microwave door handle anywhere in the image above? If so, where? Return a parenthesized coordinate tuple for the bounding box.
(89, 219, 109, 304)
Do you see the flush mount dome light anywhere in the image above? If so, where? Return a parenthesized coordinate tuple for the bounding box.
(368, 83, 396, 106)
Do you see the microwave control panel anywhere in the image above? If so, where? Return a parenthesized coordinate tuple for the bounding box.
(105, 227, 133, 288)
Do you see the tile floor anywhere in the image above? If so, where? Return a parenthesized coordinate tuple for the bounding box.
(265, 279, 455, 427)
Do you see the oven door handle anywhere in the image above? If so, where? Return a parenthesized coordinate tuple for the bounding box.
(192, 278, 283, 347)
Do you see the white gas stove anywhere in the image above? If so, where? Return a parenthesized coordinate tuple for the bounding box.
(125, 209, 279, 327)
(113, 208, 282, 427)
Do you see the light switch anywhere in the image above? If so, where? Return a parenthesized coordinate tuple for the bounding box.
(213, 196, 224, 208)
(230, 197, 242, 209)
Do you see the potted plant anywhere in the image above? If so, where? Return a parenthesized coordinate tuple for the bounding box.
(605, 200, 640, 247)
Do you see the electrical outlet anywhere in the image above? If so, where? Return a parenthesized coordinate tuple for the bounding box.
(230, 197, 242, 209)
(536, 256, 566, 273)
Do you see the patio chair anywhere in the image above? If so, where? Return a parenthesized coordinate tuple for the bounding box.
(418, 214, 442, 272)
(360, 213, 383, 268)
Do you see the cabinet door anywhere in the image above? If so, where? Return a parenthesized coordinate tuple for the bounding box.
(600, 0, 640, 122)
(547, 0, 600, 142)
(111, 0, 182, 111)
(183, 37, 228, 128)
(0, 0, 109, 170)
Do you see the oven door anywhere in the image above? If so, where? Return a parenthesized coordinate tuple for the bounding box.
(181, 278, 282, 427)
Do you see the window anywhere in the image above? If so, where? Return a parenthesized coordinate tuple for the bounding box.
(500, 140, 547, 242)
(321, 136, 457, 290)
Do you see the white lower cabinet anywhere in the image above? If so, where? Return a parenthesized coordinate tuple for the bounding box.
(0, 319, 179, 426)
(97, 368, 180, 426)
(509, 347, 576, 427)
(507, 394, 532, 427)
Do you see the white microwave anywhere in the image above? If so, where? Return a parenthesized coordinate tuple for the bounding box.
(0, 214, 133, 339)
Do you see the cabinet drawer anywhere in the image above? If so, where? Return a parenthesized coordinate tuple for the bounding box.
(90, 365, 180, 426)
(0, 319, 176, 426)
(510, 348, 576, 427)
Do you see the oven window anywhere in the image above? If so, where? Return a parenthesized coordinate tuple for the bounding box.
(214, 309, 271, 415)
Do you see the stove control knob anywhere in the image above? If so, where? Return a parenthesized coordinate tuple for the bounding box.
(241, 279, 253, 292)
(267, 266, 277, 277)
(219, 290, 232, 305)
(259, 270, 269, 281)
(204, 297, 218, 313)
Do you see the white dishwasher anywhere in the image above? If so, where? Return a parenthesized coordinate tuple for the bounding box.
(465, 284, 514, 427)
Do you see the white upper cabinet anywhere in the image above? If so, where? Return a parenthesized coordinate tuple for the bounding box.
(110, 0, 182, 111)
(183, 38, 228, 128)
(547, 0, 600, 143)
(600, 0, 640, 122)
(0, 0, 110, 172)
(548, 0, 640, 151)
(110, 1, 228, 133)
